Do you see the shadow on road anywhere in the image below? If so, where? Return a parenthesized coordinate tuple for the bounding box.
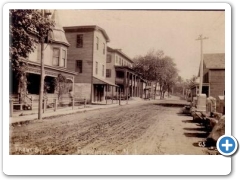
(184, 132, 209, 138)
(182, 120, 203, 124)
(183, 127, 206, 131)
(153, 103, 186, 107)
(177, 113, 191, 116)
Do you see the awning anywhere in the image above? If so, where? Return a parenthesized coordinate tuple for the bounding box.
(93, 77, 118, 87)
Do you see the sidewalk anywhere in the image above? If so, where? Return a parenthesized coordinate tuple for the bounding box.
(10, 99, 144, 125)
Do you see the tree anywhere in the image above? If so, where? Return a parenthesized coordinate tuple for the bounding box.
(10, 10, 54, 72)
(10, 10, 54, 103)
(53, 74, 70, 100)
(133, 49, 178, 99)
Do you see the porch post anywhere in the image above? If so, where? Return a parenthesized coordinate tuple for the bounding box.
(126, 72, 129, 104)
(116, 87, 118, 103)
(43, 98, 46, 113)
(119, 87, 121, 105)
(54, 98, 57, 111)
(106, 85, 108, 105)
(72, 76, 75, 96)
(131, 74, 133, 97)
(10, 99, 13, 117)
(134, 75, 136, 97)
(72, 97, 75, 109)
(112, 86, 113, 104)
(30, 96, 33, 110)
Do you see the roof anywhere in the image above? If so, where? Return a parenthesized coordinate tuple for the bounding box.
(115, 65, 137, 75)
(107, 46, 133, 63)
(203, 53, 225, 69)
(92, 77, 118, 86)
(63, 25, 110, 42)
(22, 59, 78, 75)
(189, 77, 210, 88)
(49, 10, 70, 46)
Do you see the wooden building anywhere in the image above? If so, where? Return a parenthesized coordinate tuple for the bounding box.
(190, 53, 225, 99)
(106, 47, 146, 99)
(64, 25, 117, 103)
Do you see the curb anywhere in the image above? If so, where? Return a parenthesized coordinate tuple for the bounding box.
(10, 103, 126, 126)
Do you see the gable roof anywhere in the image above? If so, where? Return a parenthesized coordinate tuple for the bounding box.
(63, 25, 110, 42)
(203, 53, 225, 69)
(107, 46, 133, 63)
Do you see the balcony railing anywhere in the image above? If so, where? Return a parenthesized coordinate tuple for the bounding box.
(115, 77, 124, 84)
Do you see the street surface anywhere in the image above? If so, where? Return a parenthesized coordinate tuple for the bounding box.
(10, 98, 209, 155)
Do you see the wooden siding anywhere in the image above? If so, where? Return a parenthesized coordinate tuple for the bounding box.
(74, 83, 91, 100)
(203, 63, 209, 83)
(106, 52, 116, 84)
(209, 69, 225, 98)
(93, 30, 108, 80)
(65, 31, 94, 83)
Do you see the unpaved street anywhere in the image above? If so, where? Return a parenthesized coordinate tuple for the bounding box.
(10, 101, 209, 155)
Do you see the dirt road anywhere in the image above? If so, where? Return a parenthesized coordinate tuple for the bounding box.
(10, 101, 209, 155)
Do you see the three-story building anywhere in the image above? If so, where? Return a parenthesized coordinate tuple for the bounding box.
(64, 25, 117, 103)
(106, 47, 146, 99)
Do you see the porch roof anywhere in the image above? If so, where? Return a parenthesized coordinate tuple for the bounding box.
(93, 77, 118, 87)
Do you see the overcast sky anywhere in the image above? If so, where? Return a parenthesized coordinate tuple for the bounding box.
(58, 10, 225, 80)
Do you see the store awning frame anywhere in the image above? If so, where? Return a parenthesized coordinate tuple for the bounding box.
(93, 77, 118, 87)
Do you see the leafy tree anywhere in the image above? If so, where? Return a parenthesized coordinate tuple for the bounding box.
(53, 74, 70, 100)
(10, 9, 54, 72)
(133, 49, 178, 99)
(10, 9, 54, 103)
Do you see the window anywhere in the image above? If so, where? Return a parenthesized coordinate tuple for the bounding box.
(102, 65, 104, 77)
(116, 56, 118, 64)
(107, 54, 111, 63)
(103, 43, 105, 54)
(76, 60, 83, 73)
(96, 62, 98, 74)
(96, 37, 99, 50)
(106, 69, 111, 77)
(119, 58, 122, 65)
(76, 34, 83, 48)
(61, 49, 66, 67)
(53, 48, 60, 66)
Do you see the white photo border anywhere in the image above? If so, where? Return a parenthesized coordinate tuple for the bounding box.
(3, 2, 231, 175)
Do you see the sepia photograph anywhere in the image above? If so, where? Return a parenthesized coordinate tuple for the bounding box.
(9, 8, 225, 156)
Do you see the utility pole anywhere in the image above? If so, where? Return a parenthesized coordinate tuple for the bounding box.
(196, 34, 208, 95)
(38, 9, 51, 120)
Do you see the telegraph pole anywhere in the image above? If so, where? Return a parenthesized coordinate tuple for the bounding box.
(196, 34, 208, 95)
(38, 10, 51, 120)
(38, 9, 45, 120)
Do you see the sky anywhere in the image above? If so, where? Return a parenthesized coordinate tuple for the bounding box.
(58, 10, 225, 80)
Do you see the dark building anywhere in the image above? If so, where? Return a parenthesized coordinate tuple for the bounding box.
(191, 53, 225, 99)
